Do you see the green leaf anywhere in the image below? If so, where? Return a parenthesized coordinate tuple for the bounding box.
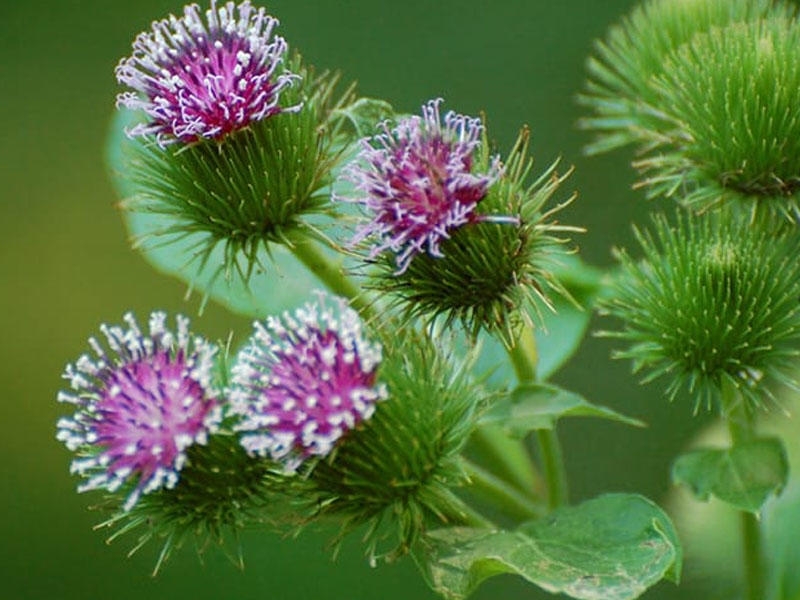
(417, 493, 681, 600)
(130, 212, 325, 317)
(331, 97, 394, 137)
(535, 255, 605, 379)
(480, 383, 643, 435)
(671, 437, 788, 514)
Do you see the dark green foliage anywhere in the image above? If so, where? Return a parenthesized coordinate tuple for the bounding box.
(120, 56, 354, 281)
(371, 128, 579, 346)
(97, 434, 286, 574)
(579, 0, 791, 155)
(603, 212, 800, 411)
(301, 330, 483, 563)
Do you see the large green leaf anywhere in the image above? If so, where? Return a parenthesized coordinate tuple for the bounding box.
(672, 438, 788, 514)
(417, 493, 681, 600)
(480, 383, 643, 435)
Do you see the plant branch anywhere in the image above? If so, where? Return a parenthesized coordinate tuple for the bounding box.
(469, 425, 542, 495)
(286, 230, 375, 320)
(461, 458, 546, 522)
(721, 377, 764, 600)
(507, 321, 569, 509)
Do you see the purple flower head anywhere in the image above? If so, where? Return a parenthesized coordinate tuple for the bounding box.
(56, 312, 222, 511)
(341, 98, 505, 273)
(231, 292, 387, 470)
(116, 0, 299, 145)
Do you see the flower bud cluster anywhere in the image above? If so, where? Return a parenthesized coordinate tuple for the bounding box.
(62, 0, 586, 575)
(56, 292, 482, 567)
(580, 0, 791, 154)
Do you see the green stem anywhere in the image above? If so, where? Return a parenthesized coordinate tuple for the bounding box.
(435, 488, 496, 529)
(721, 378, 764, 600)
(470, 425, 542, 495)
(507, 322, 569, 510)
(535, 429, 568, 509)
(286, 231, 374, 320)
(461, 458, 546, 521)
(507, 323, 538, 382)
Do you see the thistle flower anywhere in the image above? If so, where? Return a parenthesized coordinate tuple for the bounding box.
(579, 0, 792, 155)
(603, 213, 800, 412)
(301, 329, 482, 563)
(230, 293, 387, 469)
(635, 17, 800, 221)
(340, 98, 505, 274)
(56, 312, 222, 511)
(352, 121, 579, 345)
(116, 0, 298, 145)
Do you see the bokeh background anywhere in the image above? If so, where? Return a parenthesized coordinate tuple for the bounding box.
(0, 0, 741, 598)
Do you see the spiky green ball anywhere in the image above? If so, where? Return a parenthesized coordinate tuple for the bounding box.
(579, 0, 792, 155)
(300, 330, 482, 562)
(97, 434, 284, 573)
(121, 56, 349, 280)
(604, 212, 800, 412)
(370, 128, 578, 346)
(635, 17, 800, 221)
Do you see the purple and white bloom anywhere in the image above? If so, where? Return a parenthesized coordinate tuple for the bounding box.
(116, 0, 299, 145)
(56, 312, 222, 511)
(341, 98, 506, 273)
(230, 293, 387, 470)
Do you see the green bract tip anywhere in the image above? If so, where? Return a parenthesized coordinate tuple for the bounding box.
(579, 0, 792, 155)
(96, 434, 287, 574)
(602, 212, 800, 413)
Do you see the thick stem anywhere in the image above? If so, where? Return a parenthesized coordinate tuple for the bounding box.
(507, 322, 569, 510)
(434, 488, 496, 529)
(507, 323, 538, 382)
(470, 426, 542, 495)
(461, 458, 546, 521)
(286, 231, 374, 320)
(535, 429, 568, 509)
(470, 320, 544, 500)
(721, 378, 764, 600)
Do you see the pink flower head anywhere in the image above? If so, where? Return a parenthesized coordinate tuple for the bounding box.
(341, 98, 504, 273)
(230, 293, 387, 470)
(56, 313, 222, 511)
(115, 1, 299, 145)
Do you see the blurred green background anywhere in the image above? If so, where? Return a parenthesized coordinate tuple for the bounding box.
(0, 0, 735, 598)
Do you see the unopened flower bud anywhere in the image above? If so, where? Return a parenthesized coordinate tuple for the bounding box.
(603, 212, 800, 412)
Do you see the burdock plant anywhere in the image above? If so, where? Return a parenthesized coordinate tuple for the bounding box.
(341, 99, 580, 345)
(583, 2, 800, 599)
(114, 0, 378, 285)
(58, 0, 800, 599)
